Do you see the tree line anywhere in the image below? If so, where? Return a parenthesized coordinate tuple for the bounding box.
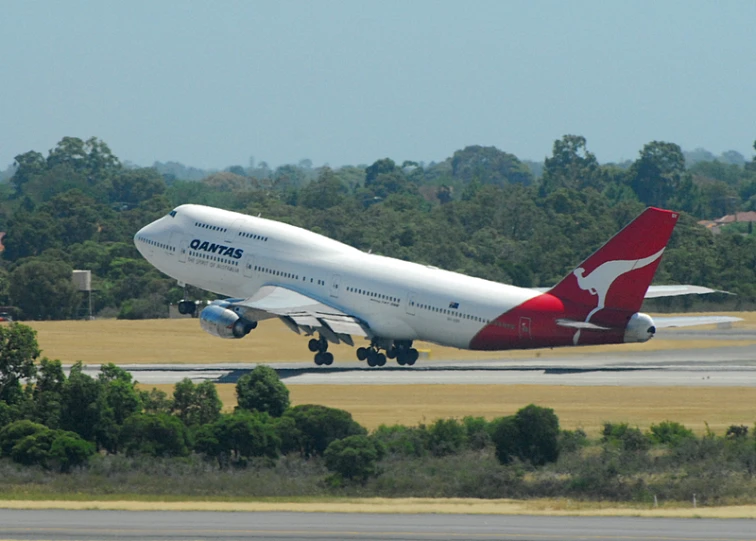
(2, 322, 756, 503)
(1, 135, 755, 320)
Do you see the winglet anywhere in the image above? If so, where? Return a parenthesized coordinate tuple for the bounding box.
(548, 207, 679, 318)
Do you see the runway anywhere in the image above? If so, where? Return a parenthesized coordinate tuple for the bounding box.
(1, 509, 755, 541)
(71, 341, 756, 387)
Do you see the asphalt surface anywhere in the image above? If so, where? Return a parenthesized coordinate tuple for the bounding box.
(1, 509, 755, 541)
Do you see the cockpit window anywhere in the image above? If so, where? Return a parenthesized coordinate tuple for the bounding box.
(169, 210, 177, 218)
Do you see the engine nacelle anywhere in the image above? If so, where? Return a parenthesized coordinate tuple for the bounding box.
(623, 312, 656, 343)
(200, 304, 247, 339)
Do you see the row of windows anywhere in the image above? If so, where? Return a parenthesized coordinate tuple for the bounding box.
(189, 250, 239, 266)
(195, 222, 228, 233)
(255, 266, 326, 286)
(136, 235, 176, 252)
(346, 286, 399, 303)
(239, 231, 269, 242)
(412, 301, 488, 323)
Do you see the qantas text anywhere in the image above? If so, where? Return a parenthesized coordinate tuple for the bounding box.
(190, 239, 244, 259)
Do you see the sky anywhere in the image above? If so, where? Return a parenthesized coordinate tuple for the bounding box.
(1, 0, 755, 170)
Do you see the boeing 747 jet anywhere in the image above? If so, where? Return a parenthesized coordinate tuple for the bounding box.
(135, 205, 737, 367)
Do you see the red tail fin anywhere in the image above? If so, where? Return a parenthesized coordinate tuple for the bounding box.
(548, 207, 678, 320)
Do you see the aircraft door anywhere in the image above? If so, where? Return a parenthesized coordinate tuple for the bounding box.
(518, 317, 532, 339)
(407, 292, 416, 315)
(178, 240, 188, 263)
(243, 254, 255, 278)
(330, 275, 341, 298)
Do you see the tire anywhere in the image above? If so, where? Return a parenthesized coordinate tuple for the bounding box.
(314, 352, 324, 365)
(386, 347, 396, 359)
(356, 347, 368, 361)
(376, 353, 386, 367)
(323, 352, 334, 365)
(396, 353, 406, 366)
(367, 351, 377, 367)
(308, 338, 320, 352)
(406, 348, 418, 366)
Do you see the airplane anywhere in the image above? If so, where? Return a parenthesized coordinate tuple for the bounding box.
(134, 204, 739, 367)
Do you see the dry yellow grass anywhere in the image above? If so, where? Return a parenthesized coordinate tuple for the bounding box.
(1, 498, 756, 517)
(26, 311, 756, 365)
(141, 383, 756, 436)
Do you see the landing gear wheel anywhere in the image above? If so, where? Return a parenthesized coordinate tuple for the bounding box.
(178, 300, 196, 316)
(406, 348, 418, 366)
(323, 352, 334, 366)
(386, 347, 396, 359)
(356, 347, 368, 361)
(308, 338, 320, 352)
(376, 353, 386, 367)
(314, 352, 324, 365)
(367, 350, 377, 367)
(396, 353, 406, 366)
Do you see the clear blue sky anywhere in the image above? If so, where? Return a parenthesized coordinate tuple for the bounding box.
(1, 0, 754, 169)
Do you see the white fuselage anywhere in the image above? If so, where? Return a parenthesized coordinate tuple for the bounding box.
(135, 204, 539, 349)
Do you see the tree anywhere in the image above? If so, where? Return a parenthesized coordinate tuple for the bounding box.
(629, 141, 686, 208)
(60, 362, 102, 442)
(324, 435, 385, 482)
(119, 413, 190, 457)
(540, 135, 602, 193)
(49, 431, 96, 472)
(0, 323, 40, 404)
(9, 258, 80, 320)
(235, 366, 290, 417)
(172, 379, 222, 426)
(31, 358, 66, 428)
(110, 168, 165, 206)
(284, 404, 366, 457)
(11, 151, 46, 191)
(451, 145, 533, 186)
(490, 404, 560, 466)
(195, 411, 280, 464)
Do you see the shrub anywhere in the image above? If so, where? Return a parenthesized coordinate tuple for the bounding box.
(559, 428, 588, 453)
(726, 425, 749, 439)
(324, 435, 385, 482)
(284, 404, 366, 457)
(649, 421, 694, 446)
(119, 413, 191, 458)
(462, 416, 492, 450)
(235, 366, 290, 417)
(427, 418, 466, 456)
(195, 411, 281, 465)
(49, 432, 96, 472)
(602, 422, 649, 451)
(372, 424, 428, 457)
(490, 405, 560, 466)
(0, 420, 49, 457)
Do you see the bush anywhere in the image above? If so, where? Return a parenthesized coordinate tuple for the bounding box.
(490, 405, 560, 466)
(427, 419, 466, 457)
(372, 424, 428, 457)
(195, 411, 281, 465)
(284, 404, 366, 457)
(235, 366, 290, 417)
(119, 413, 190, 458)
(0, 420, 49, 457)
(462, 416, 492, 450)
(324, 435, 385, 482)
(559, 428, 588, 453)
(648, 421, 694, 446)
(602, 422, 649, 451)
(49, 432, 96, 472)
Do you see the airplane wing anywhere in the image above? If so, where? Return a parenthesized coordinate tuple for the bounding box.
(225, 285, 369, 345)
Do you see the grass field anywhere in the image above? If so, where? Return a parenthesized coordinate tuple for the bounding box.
(141, 383, 756, 436)
(27, 311, 756, 365)
(2, 497, 756, 517)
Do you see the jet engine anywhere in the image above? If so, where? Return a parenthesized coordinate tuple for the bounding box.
(623, 312, 656, 343)
(199, 305, 256, 339)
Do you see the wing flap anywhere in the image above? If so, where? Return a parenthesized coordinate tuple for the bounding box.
(231, 285, 369, 338)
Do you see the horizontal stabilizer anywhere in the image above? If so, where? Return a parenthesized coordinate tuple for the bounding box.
(654, 315, 742, 328)
(644, 285, 733, 298)
(556, 319, 612, 331)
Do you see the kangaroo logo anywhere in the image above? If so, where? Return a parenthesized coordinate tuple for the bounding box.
(572, 247, 665, 344)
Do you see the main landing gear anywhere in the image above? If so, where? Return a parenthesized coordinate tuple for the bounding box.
(177, 300, 197, 316)
(308, 335, 334, 366)
(356, 340, 419, 367)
